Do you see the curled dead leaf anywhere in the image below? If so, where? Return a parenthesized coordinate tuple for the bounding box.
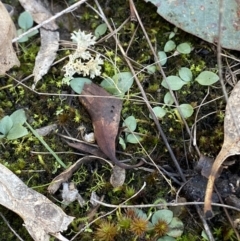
(204, 81, 240, 218)
(79, 83, 143, 169)
(18, 0, 59, 88)
(0, 2, 20, 75)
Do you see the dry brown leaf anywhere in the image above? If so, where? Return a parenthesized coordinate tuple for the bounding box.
(79, 83, 143, 169)
(204, 81, 240, 218)
(0, 163, 74, 241)
(18, 0, 59, 88)
(32, 29, 59, 88)
(66, 141, 107, 158)
(0, 2, 20, 75)
(48, 156, 102, 194)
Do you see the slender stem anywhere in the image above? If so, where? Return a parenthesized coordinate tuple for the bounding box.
(25, 121, 67, 168)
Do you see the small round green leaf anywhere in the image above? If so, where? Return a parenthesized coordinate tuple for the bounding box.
(70, 78, 92, 94)
(169, 31, 175, 39)
(123, 116, 137, 132)
(0, 116, 13, 135)
(161, 76, 186, 90)
(195, 71, 219, 86)
(10, 109, 27, 125)
(101, 77, 119, 95)
(201, 230, 209, 240)
(26, 29, 39, 38)
(178, 67, 192, 82)
(152, 210, 173, 225)
(157, 236, 176, 241)
(18, 11, 33, 30)
(149, 107, 166, 119)
(7, 124, 28, 140)
(177, 104, 194, 119)
(164, 40, 176, 52)
(146, 65, 156, 74)
(158, 51, 167, 66)
(17, 29, 29, 42)
(177, 43, 191, 54)
(95, 23, 107, 39)
(135, 209, 148, 220)
(167, 217, 184, 237)
(113, 72, 134, 94)
(119, 137, 126, 150)
(164, 92, 174, 105)
(126, 134, 142, 144)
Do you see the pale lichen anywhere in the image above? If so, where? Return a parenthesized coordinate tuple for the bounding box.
(62, 30, 103, 84)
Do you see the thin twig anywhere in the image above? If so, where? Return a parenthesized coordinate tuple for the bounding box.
(128, 0, 200, 157)
(192, 87, 210, 148)
(91, 197, 240, 212)
(195, 205, 215, 241)
(94, 0, 186, 183)
(70, 182, 147, 240)
(25, 122, 67, 168)
(0, 212, 24, 241)
(215, 187, 240, 240)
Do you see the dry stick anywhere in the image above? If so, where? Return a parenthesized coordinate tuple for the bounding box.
(94, 0, 186, 183)
(128, 0, 201, 158)
(127, 0, 214, 238)
(192, 87, 210, 147)
(12, 0, 88, 43)
(215, 187, 240, 240)
(195, 206, 215, 241)
(0, 212, 24, 241)
(90, 197, 240, 212)
(70, 182, 147, 241)
(204, 0, 240, 218)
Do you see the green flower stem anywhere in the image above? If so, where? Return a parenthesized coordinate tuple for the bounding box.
(25, 121, 67, 168)
(0, 84, 13, 90)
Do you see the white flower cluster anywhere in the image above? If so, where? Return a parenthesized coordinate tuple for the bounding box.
(62, 30, 103, 84)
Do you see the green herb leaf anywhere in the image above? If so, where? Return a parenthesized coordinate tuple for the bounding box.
(126, 133, 142, 144)
(150, 106, 166, 119)
(176, 104, 194, 119)
(179, 67, 192, 82)
(164, 40, 176, 52)
(113, 72, 134, 94)
(119, 137, 126, 150)
(101, 72, 134, 97)
(146, 65, 156, 74)
(70, 78, 92, 94)
(17, 29, 29, 42)
(0, 116, 13, 136)
(152, 210, 173, 225)
(123, 116, 137, 132)
(157, 236, 176, 241)
(18, 11, 33, 30)
(10, 109, 27, 125)
(158, 51, 167, 66)
(177, 42, 191, 54)
(195, 71, 219, 86)
(164, 92, 174, 105)
(161, 76, 186, 90)
(7, 124, 28, 140)
(167, 217, 184, 237)
(95, 23, 108, 39)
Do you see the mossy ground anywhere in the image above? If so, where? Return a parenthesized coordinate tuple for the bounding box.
(0, 0, 239, 240)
